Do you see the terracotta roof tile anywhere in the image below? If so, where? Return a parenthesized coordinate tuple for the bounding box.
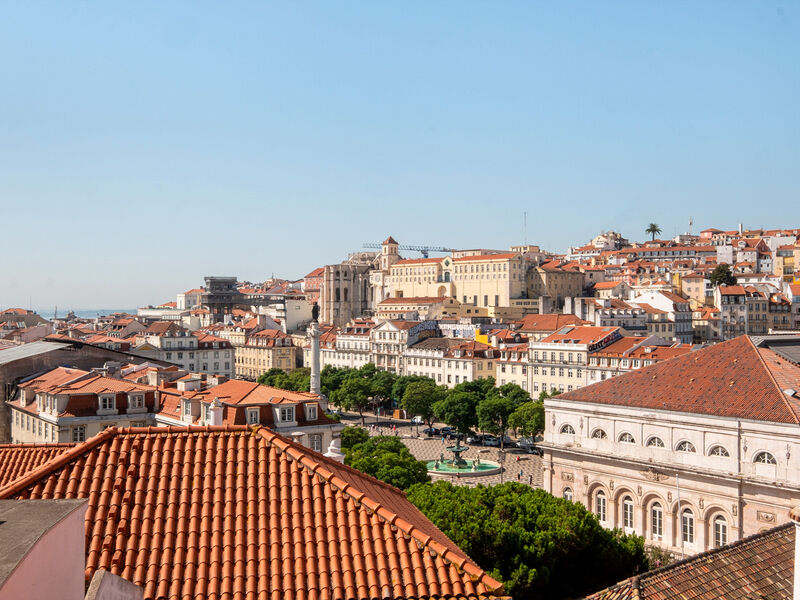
(0, 426, 504, 600)
(583, 523, 794, 600)
(559, 336, 800, 424)
(0, 443, 74, 487)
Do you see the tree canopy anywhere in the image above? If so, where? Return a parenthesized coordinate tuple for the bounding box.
(508, 400, 545, 438)
(344, 436, 429, 490)
(645, 223, 662, 241)
(257, 367, 310, 391)
(401, 379, 446, 427)
(433, 390, 480, 436)
(476, 395, 517, 447)
(339, 425, 369, 450)
(407, 482, 647, 599)
(330, 377, 372, 425)
(391, 375, 433, 403)
(710, 263, 737, 287)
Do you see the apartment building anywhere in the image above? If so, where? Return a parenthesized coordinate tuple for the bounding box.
(586, 336, 694, 383)
(529, 326, 622, 395)
(441, 341, 497, 388)
(235, 328, 296, 380)
(320, 319, 374, 370)
(543, 335, 800, 555)
(133, 322, 234, 378)
(369, 320, 438, 374)
(8, 367, 157, 443)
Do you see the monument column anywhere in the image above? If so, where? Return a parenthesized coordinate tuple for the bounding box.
(308, 318, 322, 405)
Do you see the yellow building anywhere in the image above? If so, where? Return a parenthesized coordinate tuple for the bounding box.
(386, 252, 528, 310)
(235, 329, 297, 380)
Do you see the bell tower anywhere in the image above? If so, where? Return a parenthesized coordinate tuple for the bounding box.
(380, 236, 399, 271)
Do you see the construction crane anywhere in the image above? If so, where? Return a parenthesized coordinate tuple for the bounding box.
(362, 243, 453, 259)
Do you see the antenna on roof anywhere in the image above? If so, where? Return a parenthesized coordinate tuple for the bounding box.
(524, 211, 528, 246)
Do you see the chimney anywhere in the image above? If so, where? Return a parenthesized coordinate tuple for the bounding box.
(739, 223, 743, 235)
(324, 437, 345, 463)
(208, 397, 224, 426)
(791, 506, 800, 600)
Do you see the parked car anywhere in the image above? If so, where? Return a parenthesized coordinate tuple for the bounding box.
(466, 434, 484, 445)
(440, 427, 457, 439)
(422, 427, 440, 436)
(482, 435, 501, 447)
(411, 415, 424, 425)
(526, 445, 544, 456)
(500, 436, 517, 448)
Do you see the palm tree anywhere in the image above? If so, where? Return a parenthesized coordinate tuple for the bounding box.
(646, 223, 662, 241)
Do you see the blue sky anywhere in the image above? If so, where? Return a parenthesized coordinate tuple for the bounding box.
(1, 2, 798, 310)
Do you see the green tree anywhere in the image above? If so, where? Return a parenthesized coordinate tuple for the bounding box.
(407, 482, 647, 599)
(452, 377, 496, 402)
(339, 425, 369, 450)
(368, 369, 397, 412)
(508, 400, 545, 438)
(476, 395, 518, 449)
(331, 377, 372, 425)
(391, 375, 432, 404)
(286, 367, 310, 391)
(433, 390, 480, 437)
(645, 223, 662, 241)
(402, 380, 446, 429)
(344, 436, 429, 490)
(321, 365, 356, 399)
(710, 263, 737, 287)
(257, 368, 290, 389)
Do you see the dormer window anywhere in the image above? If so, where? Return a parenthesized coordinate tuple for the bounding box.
(279, 407, 295, 422)
(128, 394, 144, 409)
(246, 407, 260, 425)
(99, 395, 116, 411)
(183, 400, 192, 418)
(305, 404, 318, 421)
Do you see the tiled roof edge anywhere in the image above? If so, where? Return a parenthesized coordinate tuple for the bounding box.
(751, 339, 800, 425)
(640, 521, 793, 583)
(0, 426, 121, 498)
(252, 426, 506, 595)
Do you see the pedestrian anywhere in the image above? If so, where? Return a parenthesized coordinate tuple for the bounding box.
(515, 455, 520, 462)
(517, 471, 521, 481)
(441, 435, 445, 445)
(528, 474, 533, 485)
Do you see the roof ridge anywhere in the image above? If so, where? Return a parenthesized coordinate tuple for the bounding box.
(252, 426, 505, 596)
(641, 521, 793, 582)
(749, 337, 800, 425)
(0, 426, 120, 498)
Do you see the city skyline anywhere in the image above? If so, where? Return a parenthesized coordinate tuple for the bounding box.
(2, 2, 798, 309)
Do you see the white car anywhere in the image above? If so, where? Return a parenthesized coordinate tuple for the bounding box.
(411, 416, 424, 425)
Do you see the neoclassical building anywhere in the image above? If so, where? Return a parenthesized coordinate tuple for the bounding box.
(542, 335, 800, 555)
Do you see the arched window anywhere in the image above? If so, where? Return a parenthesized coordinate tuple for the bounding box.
(591, 429, 607, 439)
(650, 502, 663, 540)
(563, 487, 573, 502)
(618, 432, 635, 444)
(681, 509, 695, 544)
(622, 496, 634, 529)
(560, 424, 575, 434)
(708, 445, 730, 457)
(646, 436, 665, 448)
(595, 491, 607, 522)
(676, 441, 696, 453)
(754, 452, 776, 464)
(713, 516, 728, 548)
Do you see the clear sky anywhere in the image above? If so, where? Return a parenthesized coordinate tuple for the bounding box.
(1, 2, 798, 311)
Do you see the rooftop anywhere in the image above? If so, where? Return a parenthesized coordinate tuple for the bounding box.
(0, 426, 504, 600)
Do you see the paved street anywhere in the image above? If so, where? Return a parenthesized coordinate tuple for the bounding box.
(340, 412, 543, 488)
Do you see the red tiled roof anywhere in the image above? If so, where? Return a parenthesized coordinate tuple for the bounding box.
(0, 443, 75, 487)
(540, 326, 620, 345)
(382, 236, 398, 245)
(304, 267, 324, 278)
(558, 336, 800, 424)
(593, 281, 626, 290)
(583, 523, 793, 600)
(186, 379, 317, 406)
(0, 426, 504, 600)
(517, 314, 590, 333)
(452, 253, 518, 262)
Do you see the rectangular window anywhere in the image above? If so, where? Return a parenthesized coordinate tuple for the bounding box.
(651, 506, 663, 539)
(280, 407, 295, 422)
(246, 408, 260, 424)
(100, 395, 115, 410)
(72, 426, 86, 443)
(310, 434, 322, 453)
(129, 395, 144, 409)
(306, 405, 318, 421)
